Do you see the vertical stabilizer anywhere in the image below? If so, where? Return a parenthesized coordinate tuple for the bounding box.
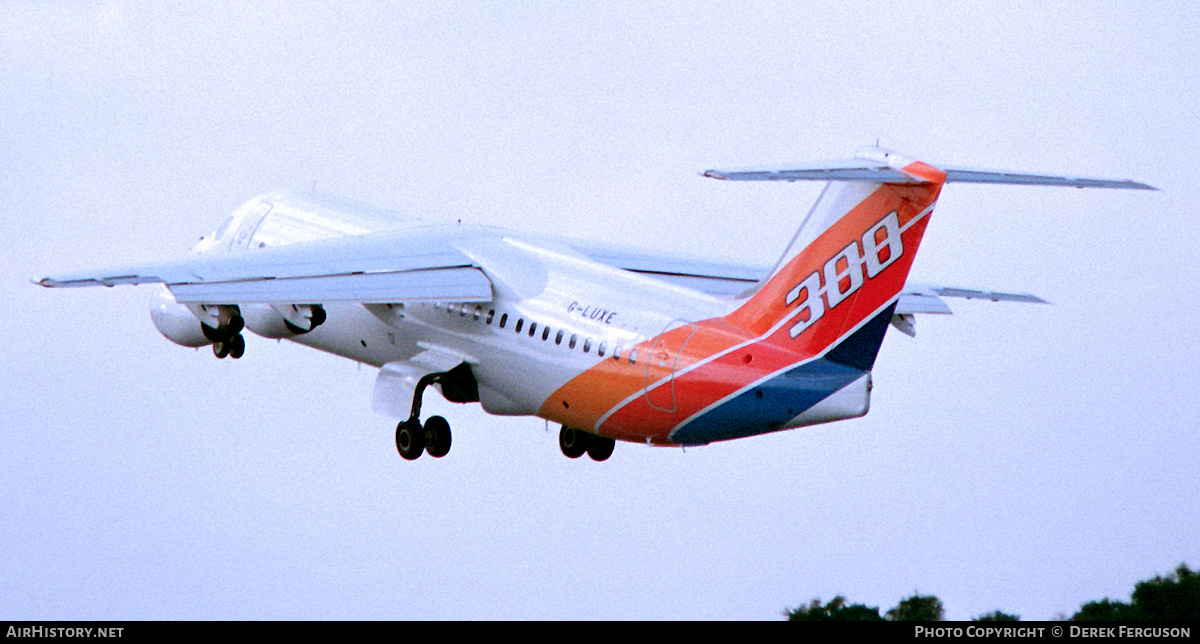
(720, 148, 946, 361)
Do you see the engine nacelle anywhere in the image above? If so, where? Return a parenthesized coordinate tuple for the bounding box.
(149, 286, 211, 348)
(242, 304, 296, 339)
(243, 303, 326, 339)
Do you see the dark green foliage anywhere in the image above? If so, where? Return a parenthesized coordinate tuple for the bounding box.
(784, 563, 1196, 621)
(886, 593, 945, 621)
(1132, 564, 1200, 620)
(973, 610, 1020, 621)
(1072, 564, 1200, 621)
(1072, 598, 1137, 621)
(785, 596, 884, 621)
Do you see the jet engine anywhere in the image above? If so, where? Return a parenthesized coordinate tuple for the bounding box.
(243, 303, 326, 339)
(149, 286, 210, 348)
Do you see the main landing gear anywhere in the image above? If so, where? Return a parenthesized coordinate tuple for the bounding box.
(395, 370, 470, 460)
(203, 313, 246, 360)
(559, 426, 615, 462)
(395, 414, 451, 460)
(389, 364, 616, 462)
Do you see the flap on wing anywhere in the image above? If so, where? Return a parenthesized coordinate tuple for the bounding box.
(37, 223, 495, 304)
(169, 266, 491, 304)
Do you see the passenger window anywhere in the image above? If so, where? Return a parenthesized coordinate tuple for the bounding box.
(612, 346, 622, 361)
(460, 304, 468, 317)
(629, 349, 637, 365)
(583, 338, 592, 353)
(473, 306, 482, 321)
(542, 327, 550, 341)
(528, 322, 537, 337)
(486, 309, 495, 324)
(569, 334, 577, 349)
(499, 313, 508, 328)
(555, 330, 564, 345)
(597, 341, 607, 357)
(514, 318, 524, 333)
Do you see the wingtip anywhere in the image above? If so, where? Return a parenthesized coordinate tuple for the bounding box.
(1102, 179, 1159, 191)
(1105, 180, 1157, 191)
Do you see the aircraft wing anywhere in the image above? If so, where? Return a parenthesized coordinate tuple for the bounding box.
(570, 240, 1047, 314)
(570, 240, 764, 297)
(36, 223, 494, 304)
(38, 215, 1045, 311)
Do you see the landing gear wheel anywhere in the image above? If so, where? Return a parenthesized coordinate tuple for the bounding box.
(424, 415, 452, 458)
(395, 419, 425, 460)
(227, 315, 244, 337)
(213, 341, 230, 359)
(559, 426, 589, 459)
(586, 436, 615, 462)
(228, 334, 246, 359)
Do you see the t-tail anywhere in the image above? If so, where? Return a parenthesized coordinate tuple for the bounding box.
(718, 147, 945, 366)
(707, 145, 1154, 366)
(667, 147, 1155, 444)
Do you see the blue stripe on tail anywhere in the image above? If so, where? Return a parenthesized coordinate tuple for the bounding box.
(671, 303, 896, 445)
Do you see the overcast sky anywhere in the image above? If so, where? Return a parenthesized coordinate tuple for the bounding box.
(3, 1, 1197, 620)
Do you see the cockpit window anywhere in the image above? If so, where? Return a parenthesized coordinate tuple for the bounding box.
(213, 216, 235, 240)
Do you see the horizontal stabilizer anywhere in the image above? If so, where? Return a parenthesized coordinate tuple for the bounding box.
(930, 286, 1048, 304)
(892, 284, 1048, 337)
(940, 168, 1155, 190)
(702, 160, 924, 184)
(897, 284, 1049, 315)
(704, 147, 1156, 190)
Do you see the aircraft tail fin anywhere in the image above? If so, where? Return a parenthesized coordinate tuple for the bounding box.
(716, 147, 944, 361)
(707, 146, 1155, 363)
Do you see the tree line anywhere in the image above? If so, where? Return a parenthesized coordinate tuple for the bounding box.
(786, 563, 1198, 621)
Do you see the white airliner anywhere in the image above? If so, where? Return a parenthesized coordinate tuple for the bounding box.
(37, 147, 1154, 462)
